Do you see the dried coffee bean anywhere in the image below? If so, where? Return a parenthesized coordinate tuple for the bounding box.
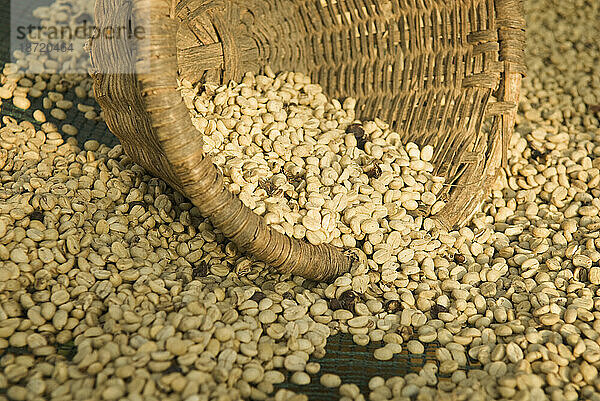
(329, 298, 342, 311)
(346, 123, 366, 150)
(430, 304, 448, 320)
(338, 290, 357, 310)
(385, 300, 401, 313)
(453, 253, 466, 264)
(250, 292, 267, 303)
(365, 161, 382, 179)
(29, 209, 44, 222)
(164, 363, 183, 374)
(127, 201, 146, 213)
(399, 326, 413, 341)
(192, 261, 209, 278)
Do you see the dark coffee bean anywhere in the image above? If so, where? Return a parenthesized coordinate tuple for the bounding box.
(430, 304, 448, 320)
(29, 209, 44, 222)
(56, 341, 77, 360)
(127, 201, 146, 213)
(453, 253, 466, 264)
(399, 326, 413, 341)
(345, 123, 364, 137)
(338, 290, 356, 302)
(192, 261, 208, 278)
(282, 292, 295, 300)
(365, 162, 382, 179)
(385, 300, 401, 313)
(329, 298, 342, 311)
(345, 123, 367, 151)
(164, 363, 183, 374)
(250, 292, 266, 303)
(529, 148, 549, 164)
(338, 290, 357, 310)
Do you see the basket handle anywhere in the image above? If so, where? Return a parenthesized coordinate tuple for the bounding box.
(129, 0, 353, 281)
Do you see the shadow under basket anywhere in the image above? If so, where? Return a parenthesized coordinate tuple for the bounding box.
(89, 0, 526, 282)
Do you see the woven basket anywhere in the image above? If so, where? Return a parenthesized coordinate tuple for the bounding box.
(89, 0, 526, 281)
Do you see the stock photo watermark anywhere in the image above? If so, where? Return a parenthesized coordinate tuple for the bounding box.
(10, 0, 151, 74)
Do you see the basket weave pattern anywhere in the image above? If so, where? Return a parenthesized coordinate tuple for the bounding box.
(90, 0, 525, 280)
